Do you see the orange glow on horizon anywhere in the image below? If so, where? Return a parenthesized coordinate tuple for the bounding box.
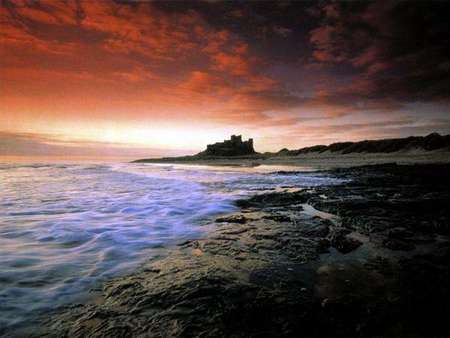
(1, 1, 449, 157)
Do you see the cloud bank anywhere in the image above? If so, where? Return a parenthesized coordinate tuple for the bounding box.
(1, 0, 449, 154)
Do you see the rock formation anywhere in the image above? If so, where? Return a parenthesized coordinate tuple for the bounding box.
(198, 135, 256, 157)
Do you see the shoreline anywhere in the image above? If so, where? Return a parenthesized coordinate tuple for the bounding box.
(30, 163, 450, 337)
(133, 150, 450, 169)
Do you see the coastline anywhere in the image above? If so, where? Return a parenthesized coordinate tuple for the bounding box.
(133, 149, 450, 169)
(36, 163, 450, 337)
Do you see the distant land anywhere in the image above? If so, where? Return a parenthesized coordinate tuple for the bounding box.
(276, 132, 450, 155)
(134, 133, 450, 166)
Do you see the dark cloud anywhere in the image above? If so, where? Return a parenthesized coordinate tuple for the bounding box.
(1, 0, 449, 153)
(309, 1, 450, 102)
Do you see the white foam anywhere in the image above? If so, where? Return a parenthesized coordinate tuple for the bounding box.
(0, 162, 344, 330)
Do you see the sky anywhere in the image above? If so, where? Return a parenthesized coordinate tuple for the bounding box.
(1, 0, 449, 158)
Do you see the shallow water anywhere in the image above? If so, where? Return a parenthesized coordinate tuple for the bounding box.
(0, 162, 342, 332)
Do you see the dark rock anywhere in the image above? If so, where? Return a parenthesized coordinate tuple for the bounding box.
(216, 214, 247, 224)
(382, 238, 415, 251)
(387, 227, 414, 239)
(300, 223, 330, 238)
(330, 233, 363, 254)
(329, 227, 352, 237)
(317, 238, 331, 253)
(236, 191, 308, 208)
(40, 163, 450, 338)
(262, 214, 291, 222)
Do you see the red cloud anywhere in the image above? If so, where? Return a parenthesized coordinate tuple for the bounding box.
(2, 0, 295, 129)
(211, 52, 251, 76)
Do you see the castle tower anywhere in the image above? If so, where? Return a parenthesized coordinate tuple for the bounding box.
(230, 135, 242, 144)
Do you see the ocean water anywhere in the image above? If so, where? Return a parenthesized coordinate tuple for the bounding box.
(0, 162, 342, 332)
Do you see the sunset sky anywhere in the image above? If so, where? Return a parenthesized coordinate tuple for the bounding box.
(1, 0, 449, 158)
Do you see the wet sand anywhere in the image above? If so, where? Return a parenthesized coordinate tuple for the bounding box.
(33, 163, 450, 337)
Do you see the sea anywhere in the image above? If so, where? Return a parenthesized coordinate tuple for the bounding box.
(0, 161, 343, 334)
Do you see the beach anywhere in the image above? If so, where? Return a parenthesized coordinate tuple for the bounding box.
(0, 162, 336, 336)
(134, 149, 450, 168)
(31, 162, 450, 337)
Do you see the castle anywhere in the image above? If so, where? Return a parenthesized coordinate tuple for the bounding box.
(199, 135, 256, 157)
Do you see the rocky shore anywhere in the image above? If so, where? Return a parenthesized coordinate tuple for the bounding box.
(38, 164, 450, 337)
